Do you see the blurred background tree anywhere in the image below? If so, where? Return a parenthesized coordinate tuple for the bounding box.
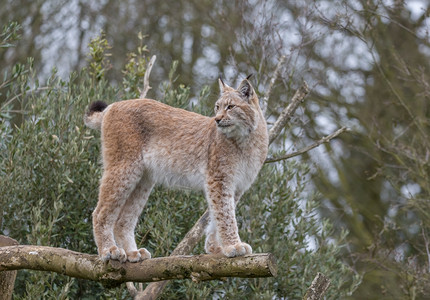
(1, 0, 430, 298)
(303, 1, 430, 298)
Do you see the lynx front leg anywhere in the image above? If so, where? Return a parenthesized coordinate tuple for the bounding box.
(206, 183, 252, 257)
(114, 176, 153, 262)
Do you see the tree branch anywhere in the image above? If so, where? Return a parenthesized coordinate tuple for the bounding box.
(261, 55, 286, 115)
(265, 127, 349, 163)
(0, 245, 276, 286)
(127, 282, 141, 298)
(139, 55, 156, 99)
(303, 272, 331, 300)
(268, 81, 309, 144)
(136, 212, 210, 299)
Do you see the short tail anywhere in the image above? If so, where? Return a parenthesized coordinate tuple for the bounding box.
(84, 101, 108, 130)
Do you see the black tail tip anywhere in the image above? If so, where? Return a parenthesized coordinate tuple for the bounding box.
(88, 101, 108, 113)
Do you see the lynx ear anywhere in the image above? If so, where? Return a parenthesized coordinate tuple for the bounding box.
(238, 79, 254, 102)
(219, 75, 231, 94)
(219, 77, 225, 93)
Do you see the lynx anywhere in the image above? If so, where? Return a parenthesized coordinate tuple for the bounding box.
(84, 77, 268, 262)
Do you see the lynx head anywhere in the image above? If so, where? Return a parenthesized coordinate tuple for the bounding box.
(214, 76, 261, 139)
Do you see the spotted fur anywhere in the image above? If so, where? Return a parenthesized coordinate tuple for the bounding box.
(84, 78, 268, 262)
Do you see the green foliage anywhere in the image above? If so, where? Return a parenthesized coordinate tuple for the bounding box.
(0, 30, 359, 298)
(87, 32, 112, 81)
(122, 32, 149, 98)
(0, 21, 21, 49)
(160, 60, 191, 109)
(0, 32, 119, 295)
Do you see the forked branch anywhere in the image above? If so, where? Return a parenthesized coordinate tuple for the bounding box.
(265, 127, 349, 163)
(268, 81, 309, 144)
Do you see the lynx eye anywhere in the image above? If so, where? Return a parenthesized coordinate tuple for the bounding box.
(226, 105, 235, 110)
(215, 104, 220, 111)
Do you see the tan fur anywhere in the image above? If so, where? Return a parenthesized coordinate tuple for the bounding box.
(85, 79, 268, 262)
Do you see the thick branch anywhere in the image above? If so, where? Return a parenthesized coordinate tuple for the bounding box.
(0, 245, 276, 285)
(268, 81, 309, 144)
(139, 55, 156, 99)
(265, 127, 349, 163)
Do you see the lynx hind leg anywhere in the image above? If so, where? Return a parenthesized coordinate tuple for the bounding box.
(92, 162, 144, 262)
(114, 177, 154, 262)
(204, 217, 222, 255)
(206, 185, 252, 258)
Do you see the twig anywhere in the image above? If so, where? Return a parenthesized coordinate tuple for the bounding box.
(422, 226, 430, 274)
(139, 55, 157, 99)
(265, 127, 349, 163)
(369, 50, 429, 148)
(268, 82, 310, 144)
(261, 55, 286, 115)
(303, 273, 331, 300)
(0, 87, 50, 111)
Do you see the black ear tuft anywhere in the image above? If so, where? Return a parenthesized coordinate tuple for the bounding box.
(238, 79, 253, 101)
(219, 74, 225, 87)
(88, 101, 108, 113)
(219, 74, 229, 94)
(246, 73, 253, 80)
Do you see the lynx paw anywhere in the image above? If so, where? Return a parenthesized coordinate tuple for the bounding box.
(205, 244, 223, 255)
(126, 248, 152, 262)
(222, 242, 252, 257)
(101, 245, 127, 263)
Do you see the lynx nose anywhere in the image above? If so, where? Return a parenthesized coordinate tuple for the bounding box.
(215, 116, 222, 124)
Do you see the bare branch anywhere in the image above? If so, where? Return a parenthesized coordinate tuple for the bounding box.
(265, 127, 349, 163)
(422, 226, 430, 274)
(136, 280, 162, 300)
(261, 55, 286, 115)
(268, 82, 310, 145)
(0, 245, 276, 286)
(126, 282, 139, 298)
(139, 55, 157, 99)
(303, 273, 331, 300)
